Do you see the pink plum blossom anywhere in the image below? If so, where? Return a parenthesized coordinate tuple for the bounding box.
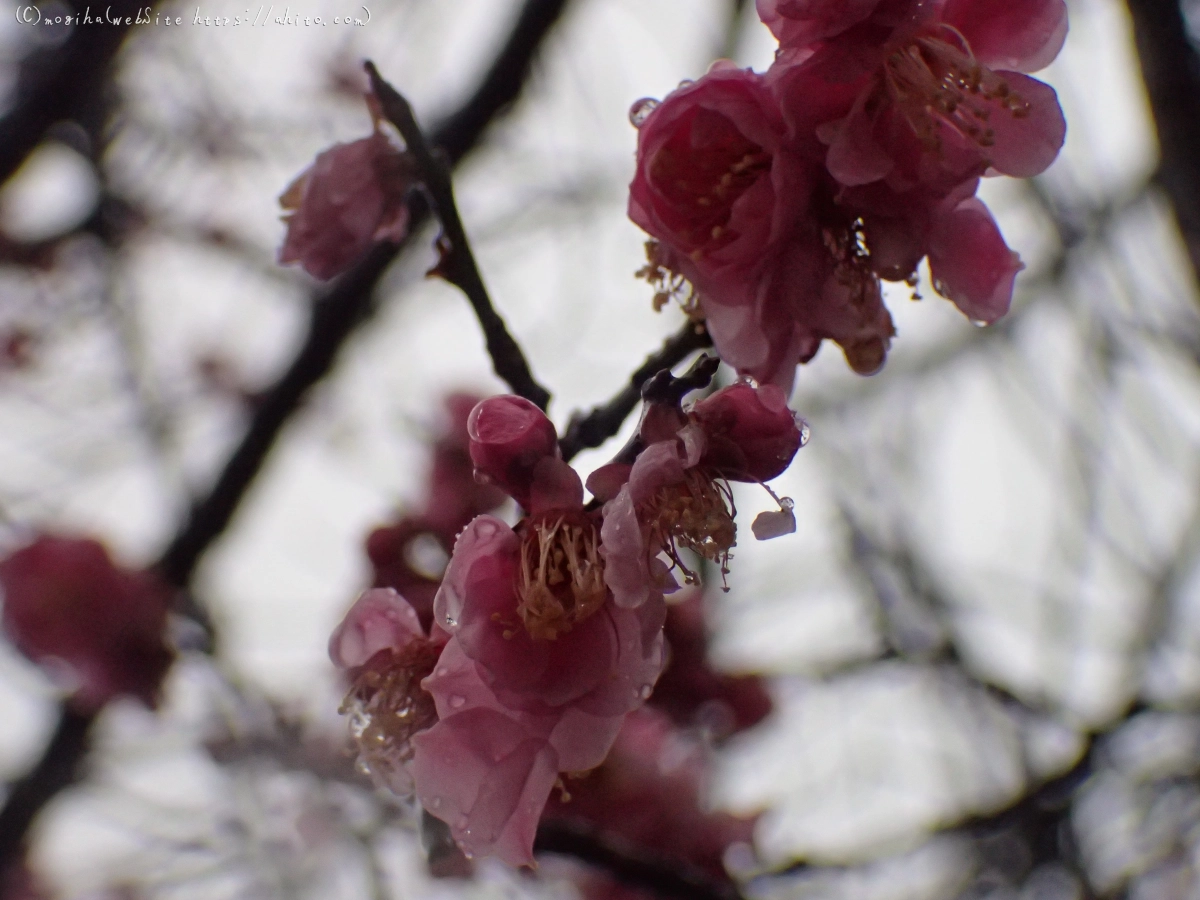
(329, 587, 445, 794)
(278, 130, 413, 281)
(595, 382, 804, 607)
(404, 396, 668, 866)
(629, 66, 897, 386)
(0, 535, 173, 711)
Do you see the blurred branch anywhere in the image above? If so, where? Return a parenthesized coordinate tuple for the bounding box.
(366, 61, 551, 410)
(0, 0, 573, 876)
(0, 707, 94, 868)
(0, 0, 152, 185)
(154, 0, 571, 594)
(559, 320, 712, 461)
(1125, 0, 1200, 285)
(535, 820, 745, 900)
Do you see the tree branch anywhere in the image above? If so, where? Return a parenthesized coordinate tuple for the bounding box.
(1125, 0, 1200, 285)
(559, 320, 712, 461)
(365, 62, 551, 409)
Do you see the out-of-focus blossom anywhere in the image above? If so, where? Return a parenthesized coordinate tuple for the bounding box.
(329, 588, 445, 794)
(650, 591, 772, 737)
(544, 707, 758, 880)
(278, 130, 413, 281)
(0, 535, 173, 711)
(366, 393, 507, 629)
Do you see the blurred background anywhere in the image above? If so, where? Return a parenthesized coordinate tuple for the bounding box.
(0, 0, 1198, 897)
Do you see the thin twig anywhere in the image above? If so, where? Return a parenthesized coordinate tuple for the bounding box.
(365, 61, 551, 410)
(559, 320, 712, 461)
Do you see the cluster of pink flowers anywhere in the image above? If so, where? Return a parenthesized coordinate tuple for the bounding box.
(629, 0, 1067, 388)
(0, 535, 174, 712)
(330, 383, 803, 865)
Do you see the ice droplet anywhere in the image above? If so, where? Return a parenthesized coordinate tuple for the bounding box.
(628, 97, 659, 128)
(449, 694, 466, 709)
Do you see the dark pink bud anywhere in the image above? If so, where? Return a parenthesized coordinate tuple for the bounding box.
(0, 535, 173, 711)
(467, 396, 560, 511)
(691, 382, 804, 482)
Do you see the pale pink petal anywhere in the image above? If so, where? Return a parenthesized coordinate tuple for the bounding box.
(942, 0, 1068, 72)
(823, 94, 893, 187)
(627, 440, 686, 506)
(328, 588, 425, 670)
(411, 710, 559, 866)
(752, 508, 797, 540)
(585, 463, 633, 503)
(433, 516, 520, 633)
(928, 196, 1023, 322)
(467, 395, 560, 511)
(600, 488, 651, 609)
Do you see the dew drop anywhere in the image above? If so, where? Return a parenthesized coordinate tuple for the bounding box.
(796, 417, 811, 447)
(449, 694, 466, 709)
(435, 666, 449, 677)
(474, 519, 498, 539)
(969, 318, 989, 328)
(628, 97, 659, 128)
(780, 496, 795, 510)
(444, 614, 458, 628)
(737, 373, 760, 388)
(639, 684, 653, 700)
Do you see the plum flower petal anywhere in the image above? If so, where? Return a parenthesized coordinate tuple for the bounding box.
(942, 0, 1068, 72)
(410, 709, 559, 866)
(928, 196, 1023, 323)
(329, 587, 426, 670)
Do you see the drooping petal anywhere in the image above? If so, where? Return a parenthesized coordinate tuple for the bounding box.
(928, 196, 1023, 322)
(691, 382, 804, 482)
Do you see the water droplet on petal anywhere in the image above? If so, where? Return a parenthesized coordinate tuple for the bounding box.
(796, 418, 811, 447)
(474, 519, 498, 539)
(677, 78, 695, 89)
(444, 614, 458, 628)
(429, 796, 442, 810)
(628, 97, 659, 127)
(449, 694, 466, 709)
(639, 684, 653, 700)
(969, 318, 989, 328)
(455, 816, 469, 830)
(780, 496, 795, 510)
(737, 373, 760, 388)
(435, 666, 449, 677)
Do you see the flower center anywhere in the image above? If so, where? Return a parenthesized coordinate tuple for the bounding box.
(340, 641, 440, 793)
(882, 26, 1029, 153)
(649, 108, 771, 252)
(643, 468, 736, 585)
(515, 511, 607, 641)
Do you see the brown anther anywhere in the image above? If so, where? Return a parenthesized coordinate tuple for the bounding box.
(642, 468, 737, 586)
(515, 511, 606, 641)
